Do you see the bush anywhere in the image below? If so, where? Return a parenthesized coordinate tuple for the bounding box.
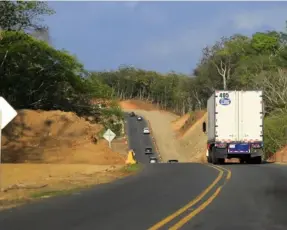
(99, 103, 124, 137)
(264, 110, 287, 157)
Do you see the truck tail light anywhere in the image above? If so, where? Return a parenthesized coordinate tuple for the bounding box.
(251, 143, 262, 149)
(215, 143, 227, 148)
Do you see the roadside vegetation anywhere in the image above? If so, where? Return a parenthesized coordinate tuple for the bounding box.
(0, 1, 131, 208)
(95, 30, 287, 159)
(1, 1, 286, 160)
(0, 1, 123, 137)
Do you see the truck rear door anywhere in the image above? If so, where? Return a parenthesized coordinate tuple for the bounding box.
(238, 91, 263, 142)
(215, 91, 238, 142)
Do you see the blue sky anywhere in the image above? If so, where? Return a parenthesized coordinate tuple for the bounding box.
(45, 1, 287, 75)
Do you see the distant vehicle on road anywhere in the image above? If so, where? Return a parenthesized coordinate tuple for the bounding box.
(145, 147, 153, 154)
(129, 112, 135, 117)
(143, 127, 150, 134)
(149, 156, 158, 163)
(167, 160, 178, 163)
(203, 90, 263, 165)
(137, 116, 143, 121)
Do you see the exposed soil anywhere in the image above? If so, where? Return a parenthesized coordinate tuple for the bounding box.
(172, 114, 190, 132)
(268, 146, 287, 163)
(2, 109, 125, 165)
(120, 100, 207, 163)
(0, 109, 130, 209)
(0, 164, 134, 210)
(176, 112, 208, 163)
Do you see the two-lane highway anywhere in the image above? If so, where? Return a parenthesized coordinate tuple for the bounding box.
(0, 164, 220, 230)
(182, 163, 287, 230)
(1, 112, 287, 230)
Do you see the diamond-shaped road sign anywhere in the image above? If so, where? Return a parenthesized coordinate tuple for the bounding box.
(0, 97, 17, 129)
(103, 129, 116, 142)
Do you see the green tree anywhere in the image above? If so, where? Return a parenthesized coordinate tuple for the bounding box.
(0, 1, 55, 31)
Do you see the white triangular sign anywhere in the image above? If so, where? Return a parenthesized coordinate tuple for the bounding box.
(0, 97, 17, 129)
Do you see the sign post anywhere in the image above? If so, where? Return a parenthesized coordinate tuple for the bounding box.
(0, 97, 17, 191)
(103, 129, 116, 148)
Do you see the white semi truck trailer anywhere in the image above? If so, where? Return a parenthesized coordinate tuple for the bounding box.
(202, 90, 264, 164)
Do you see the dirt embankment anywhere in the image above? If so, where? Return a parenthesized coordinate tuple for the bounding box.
(268, 146, 287, 163)
(120, 100, 208, 162)
(0, 109, 132, 209)
(173, 111, 207, 163)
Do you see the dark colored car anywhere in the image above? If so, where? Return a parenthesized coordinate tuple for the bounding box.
(129, 112, 135, 117)
(168, 160, 179, 163)
(145, 147, 153, 154)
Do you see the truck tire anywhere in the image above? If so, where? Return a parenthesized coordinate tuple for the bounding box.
(254, 156, 262, 164)
(211, 147, 219, 165)
(218, 158, 225, 164)
(207, 153, 212, 163)
(247, 156, 262, 164)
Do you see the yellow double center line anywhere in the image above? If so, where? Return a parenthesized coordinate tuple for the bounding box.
(148, 164, 232, 230)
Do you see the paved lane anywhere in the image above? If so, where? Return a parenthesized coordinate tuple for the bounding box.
(125, 113, 157, 163)
(0, 164, 218, 230)
(179, 163, 287, 230)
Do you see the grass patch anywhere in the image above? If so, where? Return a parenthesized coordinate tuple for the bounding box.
(30, 185, 92, 199)
(122, 164, 142, 173)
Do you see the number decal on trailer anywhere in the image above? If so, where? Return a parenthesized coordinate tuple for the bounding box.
(219, 93, 229, 98)
(219, 92, 231, 105)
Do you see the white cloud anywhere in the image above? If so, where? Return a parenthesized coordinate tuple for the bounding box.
(232, 6, 287, 31)
(140, 5, 287, 64)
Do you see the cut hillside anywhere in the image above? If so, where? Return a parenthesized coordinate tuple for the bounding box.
(176, 111, 208, 163)
(120, 100, 181, 161)
(119, 100, 159, 111)
(268, 146, 287, 163)
(172, 114, 190, 132)
(2, 109, 125, 165)
(120, 100, 208, 163)
(174, 110, 206, 138)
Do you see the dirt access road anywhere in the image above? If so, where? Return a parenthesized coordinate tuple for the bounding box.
(120, 100, 207, 162)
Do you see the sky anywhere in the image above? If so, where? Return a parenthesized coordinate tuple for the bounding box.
(45, 1, 287, 75)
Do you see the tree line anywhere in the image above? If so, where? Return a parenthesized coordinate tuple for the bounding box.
(94, 28, 287, 156)
(1, 1, 286, 156)
(0, 1, 122, 135)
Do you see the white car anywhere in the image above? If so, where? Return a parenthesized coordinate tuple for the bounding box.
(149, 157, 158, 163)
(143, 127, 150, 134)
(137, 116, 143, 121)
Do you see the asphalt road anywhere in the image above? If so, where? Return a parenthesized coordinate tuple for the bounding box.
(0, 113, 287, 230)
(182, 163, 287, 230)
(124, 113, 158, 163)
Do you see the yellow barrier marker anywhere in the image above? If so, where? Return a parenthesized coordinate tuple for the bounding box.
(125, 150, 137, 165)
